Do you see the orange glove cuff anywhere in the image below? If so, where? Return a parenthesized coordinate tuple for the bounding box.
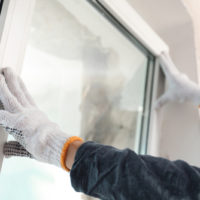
(60, 136, 84, 172)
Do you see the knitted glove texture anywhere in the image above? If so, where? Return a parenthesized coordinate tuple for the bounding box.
(155, 52, 200, 108)
(3, 141, 33, 158)
(0, 67, 69, 167)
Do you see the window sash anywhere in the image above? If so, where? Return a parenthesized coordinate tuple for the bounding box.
(0, 0, 168, 172)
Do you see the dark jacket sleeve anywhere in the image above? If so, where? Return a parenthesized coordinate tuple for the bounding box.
(70, 141, 200, 200)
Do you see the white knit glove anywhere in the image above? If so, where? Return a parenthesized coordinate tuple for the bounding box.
(155, 52, 200, 108)
(0, 67, 81, 169)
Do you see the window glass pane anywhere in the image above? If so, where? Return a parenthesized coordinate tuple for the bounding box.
(0, 0, 153, 199)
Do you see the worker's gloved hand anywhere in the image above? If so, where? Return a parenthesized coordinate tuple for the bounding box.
(155, 52, 200, 109)
(0, 67, 76, 168)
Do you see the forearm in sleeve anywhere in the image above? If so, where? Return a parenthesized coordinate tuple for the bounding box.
(70, 141, 200, 200)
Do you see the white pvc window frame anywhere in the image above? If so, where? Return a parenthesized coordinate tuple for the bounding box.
(0, 0, 36, 171)
(0, 0, 168, 171)
(93, 0, 169, 56)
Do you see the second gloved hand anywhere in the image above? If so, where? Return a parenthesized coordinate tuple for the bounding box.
(155, 52, 200, 108)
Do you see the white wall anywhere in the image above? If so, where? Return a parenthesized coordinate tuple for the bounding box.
(182, 0, 200, 81)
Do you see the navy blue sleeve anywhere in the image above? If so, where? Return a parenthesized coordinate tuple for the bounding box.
(70, 141, 200, 200)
